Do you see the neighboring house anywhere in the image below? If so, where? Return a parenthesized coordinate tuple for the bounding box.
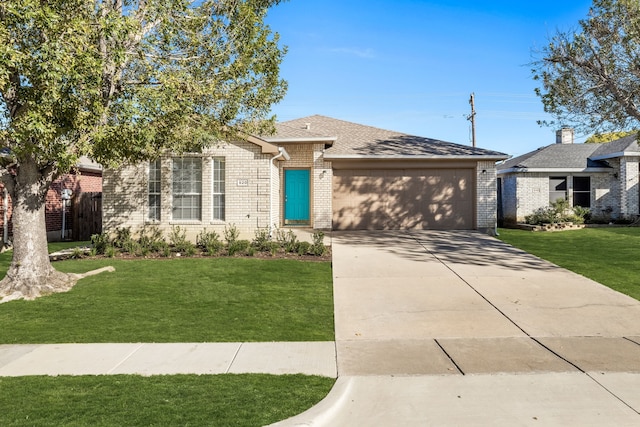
(102, 115, 508, 239)
(497, 128, 640, 225)
(0, 157, 103, 243)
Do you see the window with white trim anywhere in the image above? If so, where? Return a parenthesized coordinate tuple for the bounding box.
(212, 157, 225, 221)
(172, 157, 202, 221)
(148, 159, 161, 221)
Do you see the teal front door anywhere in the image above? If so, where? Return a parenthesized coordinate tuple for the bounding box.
(284, 169, 310, 225)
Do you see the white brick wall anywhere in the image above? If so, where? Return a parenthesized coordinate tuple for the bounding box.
(500, 170, 621, 223)
(476, 161, 498, 230)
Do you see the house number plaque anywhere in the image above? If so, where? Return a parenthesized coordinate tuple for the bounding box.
(237, 179, 249, 186)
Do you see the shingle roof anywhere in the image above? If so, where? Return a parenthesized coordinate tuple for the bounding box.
(591, 134, 640, 159)
(495, 135, 640, 172)
(267, 115, 507, 159)
(498, 143, 607, 170)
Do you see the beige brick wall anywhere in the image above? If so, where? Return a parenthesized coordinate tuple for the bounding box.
(500, 170, 620, 223)
(103, 141, 275, 241)
(476, 161, 498, 230)
(278, 143, 332, 230)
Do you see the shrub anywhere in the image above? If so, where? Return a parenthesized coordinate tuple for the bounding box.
(277, 229, 299, 253)
(168, 226, 191, 252)
(197, 229, 224, 255)
(138, 226, 166, 253)
(224, 224, 240, 246)
(105, 246, 116, 258)
(91, 233, 110, 255)
(112, 227, 132, 248)
(228, 239, 250, 256)
(70, 247, 85, 259)
(252, 228, 272, 252)
(311, 231, 327, 256)
(297, 241, 311, 255)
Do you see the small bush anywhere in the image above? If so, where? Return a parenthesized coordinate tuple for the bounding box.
(91, 233, 110, 255)
(112, 227, 132, 248)
(297, 241, 312, 255)
(277, 230, 299, 253)
(70, 247, 85, 259)
(224, 224, 240, 246)
(197, 229, 224, 255)
(252, 228, 272, 252)
(228, 239, 250, 256)
(138, 226, 166, 253)
(105, 246, 116, 258)
(169, 226, 191, 252)
(311, 231, 327, 256)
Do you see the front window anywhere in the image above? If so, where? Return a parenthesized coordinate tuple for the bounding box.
(148, 159, 161, 221)
(212, 158, 225, 221)
(549, 176, 567, 203)
(172, 157, 202, 221)
(573, 176, 591, 208)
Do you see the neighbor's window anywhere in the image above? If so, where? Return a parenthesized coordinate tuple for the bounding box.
(212, 157, 225, 221)
(172, 157, 202, 221)
(573, 176, 591, 208)
(549, 176, 567, 203)
(148, 159, 161, 221)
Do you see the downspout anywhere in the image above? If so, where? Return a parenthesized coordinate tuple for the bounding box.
(269, 147, 290, 237)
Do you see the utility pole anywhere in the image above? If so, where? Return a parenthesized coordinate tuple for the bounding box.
(467, 93, 476, 148)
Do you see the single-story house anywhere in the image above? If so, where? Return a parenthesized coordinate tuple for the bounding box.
(102, 115, 508, 239)
(0, 157, 102, 243)
(497, 128, 640, 225)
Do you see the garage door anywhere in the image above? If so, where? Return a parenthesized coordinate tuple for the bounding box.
(332, 169, 474, 230)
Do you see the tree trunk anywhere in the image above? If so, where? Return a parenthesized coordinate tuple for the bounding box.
(0, 159, 75, 303)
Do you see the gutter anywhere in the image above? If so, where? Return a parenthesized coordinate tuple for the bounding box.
(269, 147, 290, 237)
(589, 151, 640, 161)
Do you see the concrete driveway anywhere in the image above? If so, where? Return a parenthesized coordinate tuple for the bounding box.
(273, 230, 640, 426)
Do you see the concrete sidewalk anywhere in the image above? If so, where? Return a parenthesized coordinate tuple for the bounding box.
(0, 342, 337, 377)
(272, 230, 640, 426)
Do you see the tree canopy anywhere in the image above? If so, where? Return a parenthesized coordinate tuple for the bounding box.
(532, 0, 640, 134)
(584, 130, 638, 143)
(0, 0, 287, 301)
(0, 0, 287, 172)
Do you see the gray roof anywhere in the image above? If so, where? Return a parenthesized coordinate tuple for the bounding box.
(591, 134, 640, 159)
(267, 115, 508, 159)
(497, 136, 640, 173)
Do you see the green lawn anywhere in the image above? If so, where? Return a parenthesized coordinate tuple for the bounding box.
(0, 246, 336, 426)
(497, 227, 640, 301)
(0, 254, 334, 343)
(0, 374, 334, 427)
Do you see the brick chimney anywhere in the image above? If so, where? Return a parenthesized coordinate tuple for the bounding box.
(556, 128, 574, 144)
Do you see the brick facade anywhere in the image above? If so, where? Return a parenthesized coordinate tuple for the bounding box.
(476, 161, 499, 231)
(499, 168, 627, 224)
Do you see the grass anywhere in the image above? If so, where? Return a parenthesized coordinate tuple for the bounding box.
(497, 227, 640, 301)
(0, 243, 336, 426)
(0, 374, 335, 427)
(0, 254, 334, 343)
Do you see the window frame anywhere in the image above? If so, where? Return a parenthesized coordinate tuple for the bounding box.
(172, 157, 203, 221)
(572, 176, 591, 208)
(148, 159, 162, 221)
(549, 176, 567, 204)
(211, 157, 225, 221)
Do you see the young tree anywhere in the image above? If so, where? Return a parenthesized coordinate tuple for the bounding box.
(532, 0, 640, 134)
(0, 0, 287, 301)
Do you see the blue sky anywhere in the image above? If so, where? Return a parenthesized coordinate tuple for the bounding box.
(265, 0, 593, 157)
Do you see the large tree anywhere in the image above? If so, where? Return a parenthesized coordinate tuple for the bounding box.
(532, 0, 640, 134)
(0, 0, 287, 301)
